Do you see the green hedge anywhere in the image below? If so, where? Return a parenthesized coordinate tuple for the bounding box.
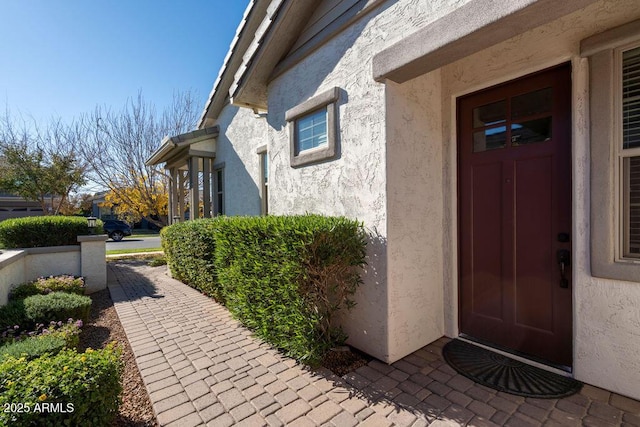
(0, 216, 103, 248)
(10, 276, 85, 301)
(23, 293, 92, 325)
(162, 215, 367, 364)
(161, 219, 220, 300)
(0, 345, 123, 427)
(0, 300, 28, 332)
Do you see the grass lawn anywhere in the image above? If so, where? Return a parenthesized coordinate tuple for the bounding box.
(129, 231, 160, 239)
(106, 247, 162, 255)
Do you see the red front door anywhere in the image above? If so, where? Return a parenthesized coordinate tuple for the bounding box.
(458, 64, 573, 367)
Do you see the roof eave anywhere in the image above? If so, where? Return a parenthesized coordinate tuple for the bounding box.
(197, 1, 272, 128)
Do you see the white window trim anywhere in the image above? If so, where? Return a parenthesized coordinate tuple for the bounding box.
(285, 87, 340, 167)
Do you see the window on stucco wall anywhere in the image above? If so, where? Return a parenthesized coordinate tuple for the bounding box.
(285, 87, 340, 168)
(621, 46, 640, 258)
(582, 19, 640, 282)
(256, 145, 268, 215)
(214, 167, 224, 216)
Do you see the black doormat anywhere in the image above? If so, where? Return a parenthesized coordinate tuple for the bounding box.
(442, 339, 582, 398)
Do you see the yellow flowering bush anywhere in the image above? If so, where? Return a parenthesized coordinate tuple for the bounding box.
(0, 344, 122, 427)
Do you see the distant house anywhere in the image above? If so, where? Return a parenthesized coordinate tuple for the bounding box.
(148, 0, 640, 400)
(89, 191, 115, 220)
(0, 192, 44, 221)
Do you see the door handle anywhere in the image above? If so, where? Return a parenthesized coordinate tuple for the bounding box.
(557, 249, 570, 288)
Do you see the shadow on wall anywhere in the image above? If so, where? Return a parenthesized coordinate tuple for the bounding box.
(336, 228, 389, 358)
(266, 0, 397, 134)
(216, 105, 262, 216)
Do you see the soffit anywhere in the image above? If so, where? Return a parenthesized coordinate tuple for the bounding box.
(145, 126, 220, 166)
(372, 0, 600, 83)
(199, 0, 271, 128)
(230, 0, 318, 110)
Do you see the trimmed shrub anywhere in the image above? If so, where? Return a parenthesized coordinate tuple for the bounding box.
(214, 215, 366, 364)
(161, 219, 220, 300)
(1, 319, 82, 348)
(10, 275, 85, 301)
(0, 333, 67, 361)
(162, 215, 367, 364)
(0, 300, 27, 331)
(23, 293, 92, 325)
(0, 216, 103, 249)
(0, 344, 123, 427)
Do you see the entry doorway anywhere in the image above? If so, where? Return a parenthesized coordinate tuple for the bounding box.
(457, 64, 573, 368)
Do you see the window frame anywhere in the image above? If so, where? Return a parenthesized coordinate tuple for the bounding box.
(256, 145, 268, 215)
(582, 19, 640, 282)
(616, 43, 640, 259)
(285, 87, 340, 167)
(213, 164, 225, 216)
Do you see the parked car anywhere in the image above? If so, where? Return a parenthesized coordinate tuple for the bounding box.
(102, 220, 132, 241)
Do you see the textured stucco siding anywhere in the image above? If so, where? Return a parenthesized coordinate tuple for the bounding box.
(0, 251, 25, 306)
(214, 104, 267, 216)
(432, 0, 640, 400)
(266, 0, 471, 362)
(25, 250, 81, 281)
(385, 74, 445, 362)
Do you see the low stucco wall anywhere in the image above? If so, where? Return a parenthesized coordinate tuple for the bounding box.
(25, 247, 81, 280)
(0, 251, 27, 306)
(0, 236, 107, 305)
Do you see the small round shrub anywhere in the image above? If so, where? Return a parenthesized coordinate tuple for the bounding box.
(10, 275, 85, 301)
(23, 293, 92, 325)
(0, 216, 104, 248)
(0, 300, 28, 332)
(1, 318, 82, 348)
(0, 333, 67, 362)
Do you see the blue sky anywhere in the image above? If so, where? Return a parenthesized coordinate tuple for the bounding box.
(0, 1, 250, 125)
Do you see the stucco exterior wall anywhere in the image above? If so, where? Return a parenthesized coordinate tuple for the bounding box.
(25, 249, 81, 281)
(213, 104, 268, 216)
(266, 0, 475, 362)
(385, 74, 445, 362)
(0, 251, 26, 306)
(425, 0, 640, 399)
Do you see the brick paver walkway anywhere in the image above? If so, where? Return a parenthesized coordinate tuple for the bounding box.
(107, 261, 640, 426)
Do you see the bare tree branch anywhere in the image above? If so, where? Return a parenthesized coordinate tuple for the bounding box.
(79, 90, 199, 226)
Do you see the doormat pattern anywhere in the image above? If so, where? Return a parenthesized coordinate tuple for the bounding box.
(442, 339, 582, 398)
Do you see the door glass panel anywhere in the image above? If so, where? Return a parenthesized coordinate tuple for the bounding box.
(512, 87, 552, 119)
(511, 117, 552, 146)
(473, 100, 506, 128)
(474, 126, 507, 152)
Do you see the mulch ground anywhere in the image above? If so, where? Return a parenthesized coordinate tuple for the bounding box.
(78, 288, 157, 427)
(78, 261, 371, 425)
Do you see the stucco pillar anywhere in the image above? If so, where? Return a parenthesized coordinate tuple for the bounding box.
(77, 235, 107, 293)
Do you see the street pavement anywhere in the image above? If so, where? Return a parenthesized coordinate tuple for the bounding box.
(106, 235, 161, 251)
